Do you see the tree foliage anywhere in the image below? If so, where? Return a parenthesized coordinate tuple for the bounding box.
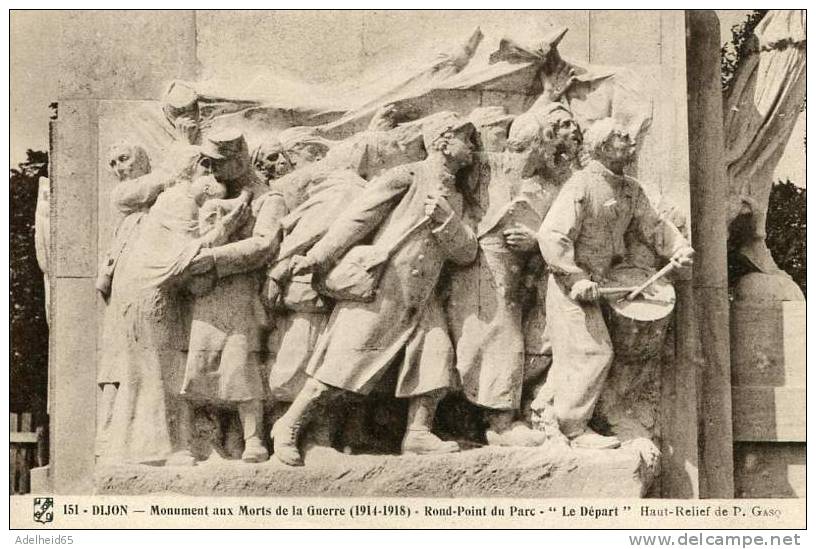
(10, 150, 50, 415)
(766, 180, 807, 295)
(720, 9, 769, 93)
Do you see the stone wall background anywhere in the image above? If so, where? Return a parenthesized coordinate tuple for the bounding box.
(48, 10, 697, 495)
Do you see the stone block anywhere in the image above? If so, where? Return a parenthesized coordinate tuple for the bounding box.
(43, 10, 705, 499)
(731, 301, 805, 387)
(51, 277, 97, 494)
(96, 444, 655, 497)
(588, 10, 661, 65)
(734, 442, 805, 498)
(57, 10, 197, 100)
(52, 101, 98, 278)
(30, 466, 51, 494)
(732, 387, 805, 442)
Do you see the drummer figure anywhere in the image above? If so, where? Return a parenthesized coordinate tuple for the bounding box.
(537, 118, 694, 449)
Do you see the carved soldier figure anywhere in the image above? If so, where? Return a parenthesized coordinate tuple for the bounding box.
(162, 81, 201, 145)
(180, 131, 287, 463)
(264, 110, 425, 449)
(537, 118, 694, 449)
(270, 112, 478, 465)
(447, 104, 582, 446)
(278, 126, 333, 169)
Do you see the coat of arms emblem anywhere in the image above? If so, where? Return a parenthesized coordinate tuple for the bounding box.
(33, 497, 54, 524)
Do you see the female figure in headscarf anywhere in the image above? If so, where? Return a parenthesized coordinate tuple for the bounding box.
(100, 148, 249, 466)
(96, 142, 152, 456)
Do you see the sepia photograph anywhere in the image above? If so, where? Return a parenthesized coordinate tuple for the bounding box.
(7, 6, 807, 536)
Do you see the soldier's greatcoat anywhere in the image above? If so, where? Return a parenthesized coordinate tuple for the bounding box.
(447, 155, 557, 411)
(304, 161, 477, 397)
(182, 176, 285, 403)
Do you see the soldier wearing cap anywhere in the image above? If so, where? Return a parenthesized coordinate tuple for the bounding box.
(181, 130, 287, 463)
(537, 118, 693, 449)
(270, 111, 478, 465)
(447, 106, 574, 447)
(162, 81, 200, 145)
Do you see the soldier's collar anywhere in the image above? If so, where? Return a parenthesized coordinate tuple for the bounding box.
(588, 160, 635, 196)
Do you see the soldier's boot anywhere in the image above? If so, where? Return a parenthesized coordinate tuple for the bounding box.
(485, 410, 547, 447)
(239, 400, 269, 463)
(271, 378, 333, 466)
(303, 403, 338, 449)
(568, 427, 620, 450)
(401, 391, 459, 455)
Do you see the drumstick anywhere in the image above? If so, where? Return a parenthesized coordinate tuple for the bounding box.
(622, 263, 675, 302)
(600, 286, 638, 295)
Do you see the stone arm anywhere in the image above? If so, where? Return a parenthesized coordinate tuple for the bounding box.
(431, 210, 478, 265)
(631, 186, 690, 259)
(305, 169, 412, 268)
(111, 171, 171, 215)
(536, 180, 590, 287)
(210, 193, 287, 278)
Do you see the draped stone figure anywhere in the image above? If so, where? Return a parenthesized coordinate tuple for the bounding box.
(96, 142, 152, 456)
(723, 10, 805, 291)
(264, 106, 425, 411)
(100, 147, 249, 465)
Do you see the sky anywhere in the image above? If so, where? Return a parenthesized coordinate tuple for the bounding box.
(9, 10, 805, 186)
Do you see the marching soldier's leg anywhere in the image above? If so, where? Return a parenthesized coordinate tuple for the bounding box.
(546, 276, 619, 449)
(271, 377, 335, 466)
(239, 399, 268, 463)
(402, 389, 460, 455)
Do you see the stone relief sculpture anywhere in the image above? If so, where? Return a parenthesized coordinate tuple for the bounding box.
(92, 21, 694, 491)
(723, 10, 805, 297)
(250, 137, 294, 184)
(271, 112, 478, 465)
(537, 118, 694, 449)
(96, 142, 152, 456)
(446, 104, 580, 447)
(180, 132, 284, 464)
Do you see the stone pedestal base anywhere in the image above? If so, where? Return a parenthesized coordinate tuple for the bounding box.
(30, 465, 51, 494)
(731, 272, 805, 498)
(96, 441, 656, 497)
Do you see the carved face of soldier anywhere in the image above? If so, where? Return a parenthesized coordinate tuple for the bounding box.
(541, 110, 583, 180)
(437, 129, 475, 170)
(586, 121, 636, 174)
(252, 143, 294, 182)
(506, 115, 545, 178)
(107, 144, 151, 182)
(365, 131, 426, 179)
(599, 131, 636, 170)
(550, 111, 582, 159)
